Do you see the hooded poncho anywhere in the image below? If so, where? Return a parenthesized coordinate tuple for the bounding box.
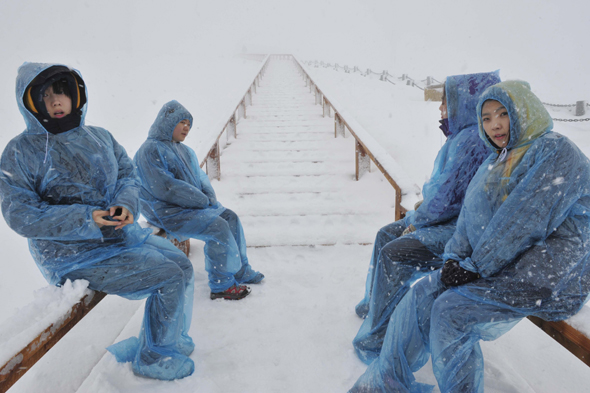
(0, 62, 152, 285)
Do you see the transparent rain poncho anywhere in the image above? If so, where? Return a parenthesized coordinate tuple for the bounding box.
(134, 100, 261, 293)
(354, 71, 500, 364)
(350, 80, 590, 393)
(0, 62, 195, 380)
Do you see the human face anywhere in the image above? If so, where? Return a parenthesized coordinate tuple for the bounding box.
(439, 93, 448, 119)
(42, 85, 72, 119)
(172, 119, 191, 142)
(481, 100, 510, 149)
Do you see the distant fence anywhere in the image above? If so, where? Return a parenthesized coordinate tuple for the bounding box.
(304, 59, 590, 121)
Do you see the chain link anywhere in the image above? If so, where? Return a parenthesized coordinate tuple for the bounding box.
(553, 118, 590, 122)
(542, 102, 576, 107)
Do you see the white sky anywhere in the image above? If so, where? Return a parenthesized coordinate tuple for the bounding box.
(0, 0, 589, 112)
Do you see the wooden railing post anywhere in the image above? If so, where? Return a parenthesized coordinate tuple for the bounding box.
(245, 88, 252, 106)
(315, 88, 322, 105)
(206, 141, 221, 181)
(323, 97, 332, 118)
(355, 139, 370, 181)
(238, 100, 247, 119)
(335, 113, 345, 138)
(252, 82, 257, 94)
(226, 114, 237, 140)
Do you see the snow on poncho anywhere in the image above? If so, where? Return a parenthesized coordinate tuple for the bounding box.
(134, 100, 226, 240)
(445, 80, 590, 320)
(0, 62, 152, 285)
(403, 70, 499, 252)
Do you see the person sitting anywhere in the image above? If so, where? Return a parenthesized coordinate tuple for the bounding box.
(349, 80, 590, 393)
(134, 100, 264, 301)
(353, 71, 500, 364)
(0, 63, 196, 380)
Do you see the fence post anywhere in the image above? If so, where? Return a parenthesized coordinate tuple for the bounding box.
(315, 87, 322, 105)
(252, 82, 257, 94)
(355, 140, 370, 180)
(323, 97, 332, 118)
(227, 115, 237, 140)
(245, 88, 252, 106)
(238, 100, 247, 119)
(335, 113, 345, 138)
(206, 141, 221, 181)
(576, 101, 586, 116)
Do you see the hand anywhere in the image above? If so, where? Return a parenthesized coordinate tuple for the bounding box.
(109, 206, 134, 230)
(414, 200, 423, 210)
(440, 260, 480, 287)
(402, 224, 416, 236)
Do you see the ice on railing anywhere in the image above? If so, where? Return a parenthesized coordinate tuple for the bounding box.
(0, 279, 91, 370)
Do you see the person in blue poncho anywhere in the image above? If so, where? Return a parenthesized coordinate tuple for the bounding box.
(0, 63, 196, 381)
(349, 80, 590, 393)
(134, 100, 264, 301)
(353, 71, 499, 364)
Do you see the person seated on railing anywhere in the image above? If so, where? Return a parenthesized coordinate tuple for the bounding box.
(134, 100, 264, 301)
(0, 63, 196, 381)
(353, 71, 501, 364)
(349, 80, 590, 393)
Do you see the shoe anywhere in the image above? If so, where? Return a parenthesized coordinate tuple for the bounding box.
(210, 284, 251, 300)
(244, 272, 265, 284)
(132, 353, 194, 380)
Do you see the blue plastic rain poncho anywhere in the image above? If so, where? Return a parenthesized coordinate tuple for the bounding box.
(349, 80, 590, 393)
(353, 71, 500, 364)
(0, 63, 196, 380)
(134, 100, 262, 293)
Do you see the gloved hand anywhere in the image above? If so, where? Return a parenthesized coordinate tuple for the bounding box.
(440, 260, 480, 286)
(402, 224, 416, 236)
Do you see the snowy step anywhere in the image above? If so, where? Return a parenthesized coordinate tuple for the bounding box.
(240, 212, 391, 247)
(223, 160, 352, 177)
(233, 131, 333, 142)
(220, 148, 350, 163)
(223, 191, 395, 217)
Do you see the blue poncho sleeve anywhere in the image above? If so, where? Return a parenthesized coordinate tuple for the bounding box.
(0, 140, 103, 241)
(410, 128, 488, 229)
(135, 143, 209, 209)
(445, 136, 589, 277)
(108, 130, 141, 218)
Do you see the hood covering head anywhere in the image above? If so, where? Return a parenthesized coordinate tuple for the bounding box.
(17, 62, 87, 134)
(476, 80, 553, 153)
(148, 100, 193, 142)
(477, 80, 553, 200)
(445, 70, 501, 137)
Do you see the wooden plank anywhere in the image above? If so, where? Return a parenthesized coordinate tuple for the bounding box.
(0, 290, 106, 393)
(528, 316, 590, 367)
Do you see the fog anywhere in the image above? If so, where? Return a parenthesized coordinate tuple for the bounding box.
(2, 0, 588, 105)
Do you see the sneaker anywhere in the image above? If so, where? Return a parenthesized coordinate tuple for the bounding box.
(210, 284, 251, 300)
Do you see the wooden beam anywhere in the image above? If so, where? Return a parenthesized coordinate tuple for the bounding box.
(0, 291, 106, 393)
(528, 316, 590, 367)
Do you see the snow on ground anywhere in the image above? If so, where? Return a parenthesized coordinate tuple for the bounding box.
(6, 57, 590, 393)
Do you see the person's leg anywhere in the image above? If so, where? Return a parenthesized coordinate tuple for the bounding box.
(430, 290, 523, 393)
(354, 238, 443, 364)
(219, 208, 264, 284)
(144, 235, 195, 356)
(64, 246, 194, 380)
(350, 271, 446, 393)
(356, 220, 406, 318)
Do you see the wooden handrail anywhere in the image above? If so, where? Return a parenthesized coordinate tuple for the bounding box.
(0, 290, 106, 393)
(199, 55, 271, 174)
(292, 56, 421, 220)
